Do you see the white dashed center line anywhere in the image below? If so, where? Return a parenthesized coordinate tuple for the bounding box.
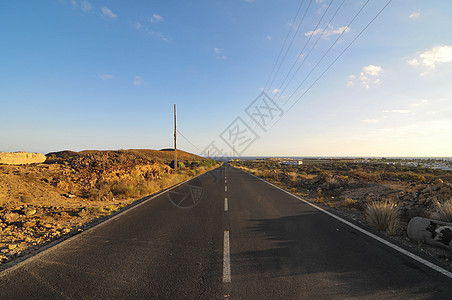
(224, 198, 228, 212)
(223, 231, 231, 283)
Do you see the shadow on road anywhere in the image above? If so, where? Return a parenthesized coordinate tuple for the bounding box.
(231, 212, 451, 298)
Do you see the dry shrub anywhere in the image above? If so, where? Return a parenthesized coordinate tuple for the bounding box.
(158, 173, 190, 190)
(342, 197, 358, 209)
(326, 176, 340, 188)
(432, 200, 452, 223)
(286, 171, 298, 183)
(111, 181, 139, 198)
(351, 170, 381, 182)
(195, 166, 206, 174)
(366, 200, 400, 235)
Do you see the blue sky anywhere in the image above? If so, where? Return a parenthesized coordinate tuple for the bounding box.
(1, 0, 451, 157)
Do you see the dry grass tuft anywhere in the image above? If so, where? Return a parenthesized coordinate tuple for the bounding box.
(365, 200, 400, 235)
(342, 197, 358, 208)
(433, 199, 452, 223)
(326, 176, 340, 188)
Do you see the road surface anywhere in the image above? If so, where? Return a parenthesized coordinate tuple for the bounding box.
(1, 164, 451, 299)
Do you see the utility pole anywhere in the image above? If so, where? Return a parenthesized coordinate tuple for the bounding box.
(174, 104, 177, 170)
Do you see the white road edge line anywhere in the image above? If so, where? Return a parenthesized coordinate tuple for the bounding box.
(223, 231, 231, 283)
(244, 170, 452, 280)
(225, 198, 228, 212)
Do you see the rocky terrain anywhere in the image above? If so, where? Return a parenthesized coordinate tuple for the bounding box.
(0, 149, 218, 266)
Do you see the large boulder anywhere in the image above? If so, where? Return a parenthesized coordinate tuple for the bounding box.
(0, 152, 46, 165)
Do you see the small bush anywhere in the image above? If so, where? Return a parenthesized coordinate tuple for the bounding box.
(140, 180, 161, 195)
(343, 197, 358, 209)
(111, 182, 138, 197)
(396, 172, 425, 182)
(433, 200, 452, 222)
(366, 200, 400, 235)
(326, 176, 340, 188)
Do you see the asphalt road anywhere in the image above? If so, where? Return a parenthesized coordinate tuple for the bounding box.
(1, 164, 452, 299)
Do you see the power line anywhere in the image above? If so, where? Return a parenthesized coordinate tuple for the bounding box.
(253, 0, 328, 132)
(176, 129, 204, 153)
(281, 0, 371, 109)
(263, 0, 305, 93)
(265, 0, 314, 95)
(273, 0, 346, 104)
(270, 0, 334, 102)
(282, 0, 393, 117)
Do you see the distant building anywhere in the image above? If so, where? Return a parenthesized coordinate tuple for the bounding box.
(280, 160, 303, 166)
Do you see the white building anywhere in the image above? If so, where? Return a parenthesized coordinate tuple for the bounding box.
(280, 160, 303, 166)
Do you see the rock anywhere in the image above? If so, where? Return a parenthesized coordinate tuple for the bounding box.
(0, 151, 46, 165)
(431, 184, 441, 191)
(2, 212, 19, 223)
(20, 195, 33, 203)
(6, 251, 16, 257)
(77, 209, 87, 217)
(23, 221, 36, 228)
(65, 194, 76, 198)
(434, 178, 444, 184)
(23, 207, 37, 216)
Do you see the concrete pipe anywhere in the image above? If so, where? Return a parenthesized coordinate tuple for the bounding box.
(407, 217, 452, 248)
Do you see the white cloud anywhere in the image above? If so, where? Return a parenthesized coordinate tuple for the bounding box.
(347, 65, 383, 89)
(134, 22, 142, 29)
(81, 1, 92, 12)
(346, 75, 356, 87)
(144, 29, 169, 42)
(150, 14, 164, 23)
(382, 110, 411, 114)
(71, 0, 77, 8)
(101, 7, 117, 19)
(305, 24, 350, 38)
(99, 74, 114, 80)
(412, 99, 428, 107)
(363, 119, 379, 123)
(266, 35, 272, 41)
(406, 58, 419, 66)
(134, 76, 143, 86)
(409, 11, 420, 19)
(214, 48, 227, 60)
(362, 65, 382, 77)
(272, 89, 280, 94)
(407, 45, 452, 76)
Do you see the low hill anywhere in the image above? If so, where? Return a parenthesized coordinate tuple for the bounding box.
(45, 149, 205, 164)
